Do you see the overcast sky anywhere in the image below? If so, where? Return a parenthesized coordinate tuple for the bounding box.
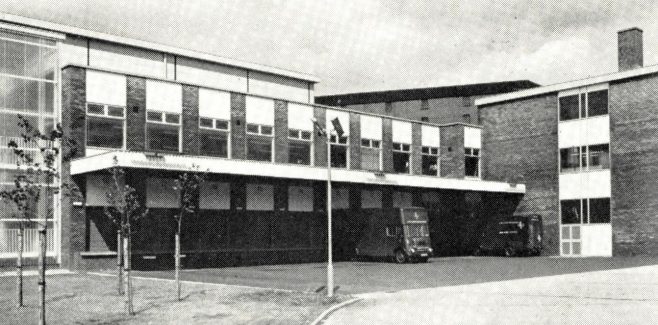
(2, 0, 658, 95)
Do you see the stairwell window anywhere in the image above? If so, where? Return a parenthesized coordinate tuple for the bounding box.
(559, 144, 610, 173)
(465, 147, 480, 177)
(561, 198, 610, 224)
(559, 88, 608, 121)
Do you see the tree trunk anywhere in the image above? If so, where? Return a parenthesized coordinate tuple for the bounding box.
(175, 231, 181, 301)
(38, 227, 47, 325)
(124, 230, 134, 316)
(16, 225, 24, 307)
(117, 230, 124, 295)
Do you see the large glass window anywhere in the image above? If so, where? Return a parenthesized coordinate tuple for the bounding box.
(86, 103, 124, 149)
(199, 117, 229, 158)
(246, 123, 273, 162)
(560, 144, 609, 173)
(289, 129, 312, 165)
(393, 142, 411, 174)
(330, 134, 348, 168)
(559, 89, 608, 121)
(561, 198, 610, 224)
(465, 147, 480, 177)
(421, 146, 439, 176)
(146, 111, 181, 152)
(361, 138, 381, 171)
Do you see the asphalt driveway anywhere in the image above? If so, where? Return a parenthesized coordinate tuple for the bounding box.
(129, 256, 658, 295)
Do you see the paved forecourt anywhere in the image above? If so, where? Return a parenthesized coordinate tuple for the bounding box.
(325, 264, 658, 324)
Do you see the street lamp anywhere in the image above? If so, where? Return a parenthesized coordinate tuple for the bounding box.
(312, 117, 343, 297)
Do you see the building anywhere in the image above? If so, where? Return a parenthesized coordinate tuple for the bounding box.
(475, 27, 658, 257)
(315, 80, 539, 125)
(0, 14, 524, 269)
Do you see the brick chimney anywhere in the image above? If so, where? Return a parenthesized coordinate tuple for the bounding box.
(618, 27, 643, 71)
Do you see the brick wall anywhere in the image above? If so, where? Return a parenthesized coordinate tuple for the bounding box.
(479, 95, 560, 255)
(411, 123, 422, 175)
(349, 112, 361, 169)
(343, 96, 479, 125)
(313, 106, 327, 167)
(439, 125, 465, 178)
(182, 85, 200, 155)
(60, 66, 87, 268)
(609, 75, 658, 255)
(231, 93, 247, 159)
(126, 76, 146, 151)
(382, 118, 393, 172)
(274, 100, 289, 163)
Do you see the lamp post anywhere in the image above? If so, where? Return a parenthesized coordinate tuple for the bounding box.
(312, 117, 343, 297)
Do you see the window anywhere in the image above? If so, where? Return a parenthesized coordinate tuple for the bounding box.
(86, 103, 125, 149)
(464, 147, 480, 177)
(199, 116, 229, 158)
(289, 128, 312, 165)
(146, 111, 181, 152)
(386, 225, 402, 237)
(361, 138, 381, 171)
(559, 144, 609, 173)
(329, 134, 348, 168)
(421, 146, 439, 176)
(561, 198, 610, 224)
(393, 142, 411, 174)
(559, 89, 608, 121)
(246, 123, 273, 162)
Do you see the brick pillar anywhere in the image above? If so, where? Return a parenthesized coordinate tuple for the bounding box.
(349, 112, 361, 170)
(382, 118, 394, 172)
(231, 93, 247, 159)
(382, 187, 393, 209)
(60, 66, 87, 269)
(440, 124, 465, 178)
(349, 185, 362, 211)
(182, 85, 200, 155)
(313, 106, 327, 167)
(411, 123, 422, 175)
(274, 100, 289, 163)
(274, 181, 288, 212)
(126, 76, 146, 151)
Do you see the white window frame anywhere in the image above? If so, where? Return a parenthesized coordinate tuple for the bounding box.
(421, 145, 440, 176)
(558, 84, 609, 122)
(559, 143, 610, 174)
(85, 102, 126, 150)
(199, 116, 231, 159)
(361, 138, 382, 171)
(329, 133, 350, 169)
(246, 123, 274, 163)
(288, 128, 314, 166)
(392, 142, 412, 174)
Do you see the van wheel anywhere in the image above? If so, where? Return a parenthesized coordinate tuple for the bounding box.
(504, 246, 515, 257)
(394, 250, 407, 264)
(418, 257, 429, 263)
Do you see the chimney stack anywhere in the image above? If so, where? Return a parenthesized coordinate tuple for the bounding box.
(618, 27, 643, 71)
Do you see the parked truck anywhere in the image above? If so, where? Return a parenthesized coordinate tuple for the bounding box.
(475, 214, 543, 257)
(354, 207, 433, 263)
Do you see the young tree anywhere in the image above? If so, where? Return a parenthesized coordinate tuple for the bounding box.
(0, 115, 76, 324)
(104, 156, 148, 315)
(172, 166, 206, 301)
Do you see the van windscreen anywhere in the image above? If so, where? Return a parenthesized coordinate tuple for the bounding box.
(406, 224, 429, 237)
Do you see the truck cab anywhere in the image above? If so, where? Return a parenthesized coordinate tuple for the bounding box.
(355, 207, 433, 263)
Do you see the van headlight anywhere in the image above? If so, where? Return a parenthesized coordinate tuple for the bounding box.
(428, 248, 433, 253)
(409, 248, 416, 253)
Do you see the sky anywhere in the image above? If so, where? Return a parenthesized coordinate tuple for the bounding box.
(2, 0, 658, 95)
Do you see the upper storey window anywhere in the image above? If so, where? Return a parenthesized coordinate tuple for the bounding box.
(246, 96, 274, 162)
(86, 71, 127, 150)
(199, 88, 231, 158)
(288, 103, 314, 165)
(327, 110, 350, 168)
(360, 115, 382, 171)
(559, 86, 608, 121)
(146, 80, 182, 153)
(392, 120, 412, 174)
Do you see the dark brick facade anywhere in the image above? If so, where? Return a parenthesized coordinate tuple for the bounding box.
(230, 93, 247, 159)
(411, 123, 422, 175)
(479, 95, 560, 255)
(439, 125, 465, 178)
(274, 100, 289, 163)
(609, 75, 658, 255)
(182, 85, 200, 155)
(126, 76, 146, 151)
(349, 112, 361, 169)
(313, 106, 327, 167)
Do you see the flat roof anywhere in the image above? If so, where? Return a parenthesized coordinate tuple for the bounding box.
(0, 12, 320, 83)
(315, 80, 539, 106)
(475, 64, 658, 106)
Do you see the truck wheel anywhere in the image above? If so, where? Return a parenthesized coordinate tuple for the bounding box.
(504, 246, 515, 257)
(394, 250, 407, 264)
(419, 257, 429, 263)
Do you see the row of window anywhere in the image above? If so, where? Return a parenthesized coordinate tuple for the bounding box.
(559, 89, 608, 121)
(559, 144, 610, 173)
(84, 102, 480, 178)
(560, 198, 610, 224)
